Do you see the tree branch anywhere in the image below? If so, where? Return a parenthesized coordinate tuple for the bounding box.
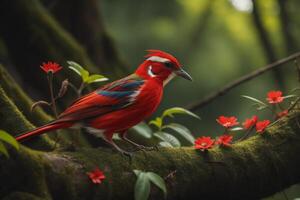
(1, 109, 300, 199)
(186, 51, 300, 111)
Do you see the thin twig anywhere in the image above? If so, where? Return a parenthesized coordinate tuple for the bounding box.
(164, 170, 177, 181)
(186, 52, 300, 111)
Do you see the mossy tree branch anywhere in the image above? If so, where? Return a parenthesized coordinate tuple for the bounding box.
(0, 64, 93, 148)
(1, 109, 300, 199)
(0, 64, 52, 126)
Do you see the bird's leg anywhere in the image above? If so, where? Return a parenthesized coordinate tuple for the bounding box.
(102, 133, 133, 158)
(85, 127, 133, 158)
(120, 131, 155, 151)
(108, 140, 133, 158)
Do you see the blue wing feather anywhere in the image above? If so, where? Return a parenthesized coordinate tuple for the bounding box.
(97, 79, 144, 99)
(58, 76, 145, 122)
(98, 91, 136, 98)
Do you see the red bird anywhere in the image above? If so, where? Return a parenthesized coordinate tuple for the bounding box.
(16, 50, 192, 155)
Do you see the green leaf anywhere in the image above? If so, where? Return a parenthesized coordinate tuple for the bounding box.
(133, 169, 142, 176)
(162, 107, 200, 119)
(146, 172, 167, 198)
(131, 123, 152, 139)
(0, 141, 9, 157)
(241, 95, 267, 106)
(162, 123, 195, 144)
(134, 171, 151, 200)
(67, 61, 89, 82)
(149, 117, 163, 129)
(0, 130, 19, 150)
(86, 74, 108, 84)
(158, 141, 173, 147)
(153, 132, 166, 141)
(229, 127, 244, 131)
(160, 133, 181, 147)
(254, 104, 268, 110)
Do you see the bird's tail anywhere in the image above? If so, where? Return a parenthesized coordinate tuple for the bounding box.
(15, 122, 73, 141)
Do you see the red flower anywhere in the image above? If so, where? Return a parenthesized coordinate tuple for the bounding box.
(277, 110, 288, 118)
(87, 168, 106, 184)
(194, 136, 214, 150)
(216, 134, 233, 147)
(216, 116, 239, 128)
(242, 116, 258, 129)
(266, 91, 283, 104)
(40, 61, 62, 74)
(255, 120, 270, 133)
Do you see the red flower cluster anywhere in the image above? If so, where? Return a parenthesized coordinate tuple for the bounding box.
(216, 134, 233, 147)
(242, 116, 258, 129)
(216, 116, 239, 128)
(40, 61, 62, 74)
(87, 168, 106, 184)
(266, 91, 283, 104)
(242, 116, 270, 133)
(194, 134, 233, 150)
(256, 120, 270, 133)
(193, 90, 291, 152)
(194, 136, 214, 150)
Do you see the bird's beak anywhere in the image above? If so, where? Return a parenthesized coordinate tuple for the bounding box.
(175, 68, 193, 81)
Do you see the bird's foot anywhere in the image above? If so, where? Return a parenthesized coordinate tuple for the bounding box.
(120, 149, 133, 160)
(133, 144, 156, 152)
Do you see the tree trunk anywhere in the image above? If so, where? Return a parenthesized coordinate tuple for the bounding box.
(251, 0, 285, 89)
(0, 0, 127, 100)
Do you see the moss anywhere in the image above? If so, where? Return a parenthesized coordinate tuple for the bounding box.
(0, 64, 93, 148)
(0, 147, 51, 199)
(0, 86, 53, 150)
(0, 64, 52, 126)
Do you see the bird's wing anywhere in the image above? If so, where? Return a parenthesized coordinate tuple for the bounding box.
(57, 75, 145, 122)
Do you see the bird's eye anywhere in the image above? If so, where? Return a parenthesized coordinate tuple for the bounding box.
(164, 62, 173, 68)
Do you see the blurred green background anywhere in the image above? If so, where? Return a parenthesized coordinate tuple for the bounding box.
(100, 1, 300, 198)
(101, 0, 299, 135)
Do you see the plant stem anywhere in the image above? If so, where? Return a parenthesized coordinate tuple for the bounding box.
(237, 126, 254, 142)
(47, 72, 58, 118)
(77, 82, 85, 97)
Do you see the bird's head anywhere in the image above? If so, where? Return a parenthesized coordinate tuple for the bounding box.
(135, 50, 192, 85)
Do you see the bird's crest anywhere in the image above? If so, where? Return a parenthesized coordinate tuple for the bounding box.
(145, 49, 181, 67)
